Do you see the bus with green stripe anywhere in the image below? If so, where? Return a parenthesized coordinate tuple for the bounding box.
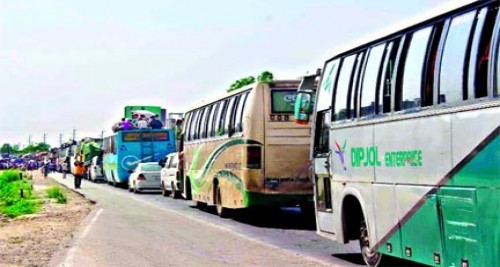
(294, 1, 499, 266)
(181, 80, 314, 217)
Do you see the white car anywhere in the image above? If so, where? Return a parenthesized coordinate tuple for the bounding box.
(160, 152, 181, 198)
(89, 156, 104, 182)
(128, 162, 162, 193)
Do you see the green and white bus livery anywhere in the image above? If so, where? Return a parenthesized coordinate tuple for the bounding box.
(295, 1, 499, 266)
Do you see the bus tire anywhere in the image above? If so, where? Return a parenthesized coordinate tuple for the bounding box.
(360, 220, 382, 267)
(215, 185, 229, 218)
(184, 178, 192, 200)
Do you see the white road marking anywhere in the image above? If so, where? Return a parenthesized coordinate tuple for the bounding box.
(60, 208, 104, 267)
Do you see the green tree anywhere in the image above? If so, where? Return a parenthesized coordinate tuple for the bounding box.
(227, 76, 256, 92)
(17, 143, 50, 154)
(0, 143, 13, 154)
(257, 71, 273, 83)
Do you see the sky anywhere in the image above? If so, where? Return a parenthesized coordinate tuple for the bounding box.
(0, 0, 456, 148)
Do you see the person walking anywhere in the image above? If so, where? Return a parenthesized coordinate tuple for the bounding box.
(74, 161, 84, 189)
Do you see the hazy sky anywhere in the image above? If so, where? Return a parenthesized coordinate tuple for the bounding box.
(0, 0, 455, 147)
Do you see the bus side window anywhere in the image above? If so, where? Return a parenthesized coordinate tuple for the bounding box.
(224, 97, 237, 136)
(195, 108, 207, 140)
(360, 44, 384, 117)
(189, 110, 199, 141)
(333, 55, 356, 121)
(313, 110, 331, 155)
(183, 112, 192, 141)
(471, 5, 498, 99)
(378, 40, 397, 113)
(201, 105, 212, 139)
(230, 95, 242, 133)
(399, 26, 432, 111)
(111, 137, 116, 154)
(215, 100, 227, 136)
(423, 22, 445, 107)
(351, 51, 367, 118)
(207, 103, 217, 138)
(237, 92, 249, 132)
(497, 18, 500, 97)
(439, 10, 476, 104)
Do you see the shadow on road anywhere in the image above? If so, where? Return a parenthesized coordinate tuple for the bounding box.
(193, 205, 316, 230)
(333, 253, 427, 266)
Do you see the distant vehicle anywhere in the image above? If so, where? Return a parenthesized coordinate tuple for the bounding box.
(89, 155, 104, 182)
(159, 152, 181, 198)
(181, 80, 314, 217)
(102, 129, 176, 187)
(294, 1, 500, 266)
(128, 162, 163, 193)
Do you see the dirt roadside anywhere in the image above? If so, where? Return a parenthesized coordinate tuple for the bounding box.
(0, 170, 93, 267)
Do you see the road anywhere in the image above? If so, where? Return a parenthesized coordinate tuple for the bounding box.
(46, 173, 393, 267)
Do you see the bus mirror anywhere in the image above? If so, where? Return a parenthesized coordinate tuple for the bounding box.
(294, 92, 312, 125)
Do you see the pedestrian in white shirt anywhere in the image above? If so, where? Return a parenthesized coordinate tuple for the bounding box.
(137, 115, 148, 129)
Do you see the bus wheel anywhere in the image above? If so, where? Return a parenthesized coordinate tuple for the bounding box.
(360, 220, 382, 267)
(184, 178, 192, 200)
(215, 186, 229, 218)
(161, 182, 170, 197)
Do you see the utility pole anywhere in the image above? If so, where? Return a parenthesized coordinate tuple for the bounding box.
(28, 134, 32, 147)
(101, 130, 104, 139)
(59, 134, 63, 146)
(43, 133, 47, 144)
(72, 129, 76, 142)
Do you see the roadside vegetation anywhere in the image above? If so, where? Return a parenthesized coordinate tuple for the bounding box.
(46, 186, 67, 204)
(0, 170, 40, 217)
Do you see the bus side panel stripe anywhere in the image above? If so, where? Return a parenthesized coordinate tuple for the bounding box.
(188, 139, 262, 193)
(373, 126, 499, 262)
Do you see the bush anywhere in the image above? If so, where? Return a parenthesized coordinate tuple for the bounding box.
(46, 186, 67, 204)
(0, 170, 40, 217)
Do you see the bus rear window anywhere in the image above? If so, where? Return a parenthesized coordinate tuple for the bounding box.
(271, 90, 297, 113)
(123, 131, 169, 142)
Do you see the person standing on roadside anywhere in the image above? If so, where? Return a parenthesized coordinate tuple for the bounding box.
(43, 161, 50, 178)
(74, 161, 84, 189)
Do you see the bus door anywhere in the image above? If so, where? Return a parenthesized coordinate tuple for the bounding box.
(313, 110, 335, 234)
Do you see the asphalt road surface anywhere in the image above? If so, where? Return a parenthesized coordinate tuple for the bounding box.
(48, 173, 420, 267)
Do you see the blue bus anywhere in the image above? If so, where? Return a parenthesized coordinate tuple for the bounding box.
(102, 129, 176, 187)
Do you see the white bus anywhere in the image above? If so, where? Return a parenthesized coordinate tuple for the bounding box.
(295, 1, 499, 266)
(181, 80, 314, 217)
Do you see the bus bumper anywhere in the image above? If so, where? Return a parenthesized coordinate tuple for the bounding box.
(243, 191, 313, 208)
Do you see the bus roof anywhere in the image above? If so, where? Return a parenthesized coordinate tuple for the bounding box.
(185, 79, 301, 112)
(325, 0, 482, 62)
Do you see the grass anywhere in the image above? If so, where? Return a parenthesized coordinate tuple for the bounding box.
(0, 170, 40, 218)
(46, 186, 67, 204)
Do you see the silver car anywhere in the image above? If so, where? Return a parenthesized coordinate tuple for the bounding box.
(128, 163, 162, 194)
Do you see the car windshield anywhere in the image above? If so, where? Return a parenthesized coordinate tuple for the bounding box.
(140, 164, 161, 172)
